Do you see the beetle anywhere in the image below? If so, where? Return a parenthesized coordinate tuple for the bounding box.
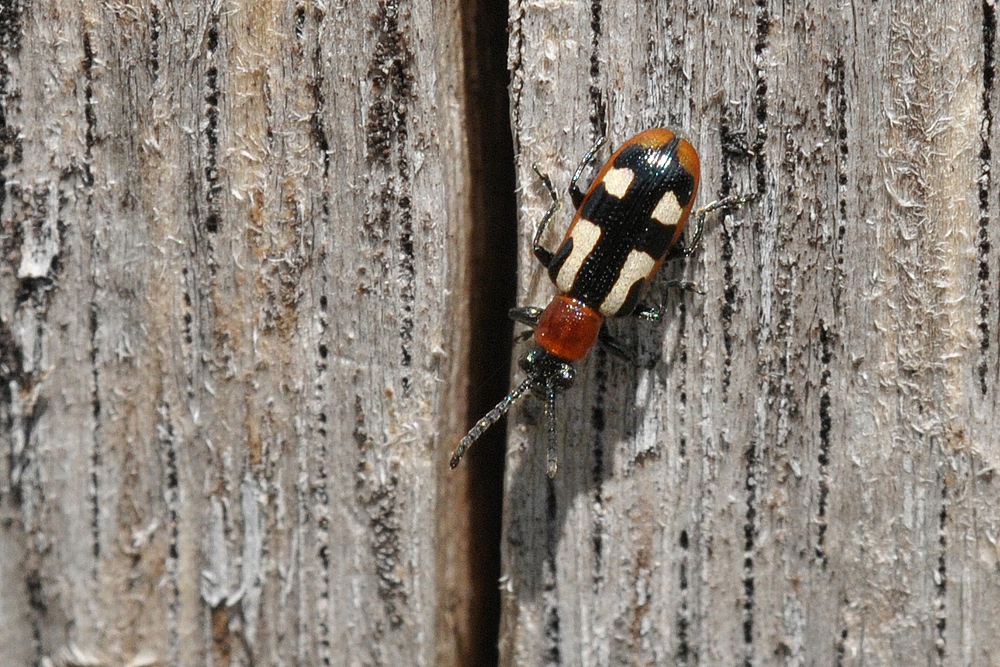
(450, 128, 746, 477)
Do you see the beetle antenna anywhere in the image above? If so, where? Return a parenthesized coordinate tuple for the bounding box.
(450, 376, 534, 469)
(545, 380, 559, 478)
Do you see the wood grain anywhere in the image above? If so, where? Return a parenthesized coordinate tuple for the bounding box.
(1, 1, 999, 666)
(500, 1, 1000, 666)
(0, 1, 473, 664)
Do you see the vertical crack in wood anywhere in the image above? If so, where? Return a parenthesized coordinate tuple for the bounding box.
(977, 0, 995, 396)
(456, 0, 517, 663)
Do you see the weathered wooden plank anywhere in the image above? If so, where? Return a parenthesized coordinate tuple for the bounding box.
(0, 1, 473, 664)
(501, 1, 1000, 665)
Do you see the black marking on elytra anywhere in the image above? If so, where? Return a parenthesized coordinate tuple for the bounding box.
(978, 1, 995, 395)
(203, 14, 221, 234)
(547, 236, 573, 284)
(566, 140, 693, 312)
(815, 321, 833, 567)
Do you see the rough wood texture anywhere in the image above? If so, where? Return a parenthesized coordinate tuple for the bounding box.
(3, 0, 999, 665)
(501, 2, 1000, 666)
(0, 1, 475, 664)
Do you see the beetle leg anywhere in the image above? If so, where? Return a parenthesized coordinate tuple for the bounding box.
(668, 193, 755, 259)
(509, 306, 543, 328)
(530, 164, 559, 267)
(569, 135, 607, 209)
(665, 279, 705, 295)
(598, 326, 636, 363)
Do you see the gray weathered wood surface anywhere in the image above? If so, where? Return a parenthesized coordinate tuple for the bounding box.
(501, 1, 1000, 666)
(1, 1, 999, 666)
(0, 1, 475, 665)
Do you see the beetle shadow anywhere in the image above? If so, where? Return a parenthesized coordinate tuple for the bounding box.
(500, 266, 695, 604)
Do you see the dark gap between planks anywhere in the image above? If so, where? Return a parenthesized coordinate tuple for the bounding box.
(458, 0, 517, 665)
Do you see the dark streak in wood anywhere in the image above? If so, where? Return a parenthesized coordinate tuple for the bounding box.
(203, 14, 221, 234)
(149, 3, 160, 76)
(978, 1, 995, 395)
(816, 320, 832, 568)
(157, 404, 181, 662)
(354, 394, 407, 646)
(740, 4, 771, 661)
(935, 479, 948, 664)
(676, 529, 691, 665)
(82, 29, 102, 569)
(365, 0, 415, 394)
